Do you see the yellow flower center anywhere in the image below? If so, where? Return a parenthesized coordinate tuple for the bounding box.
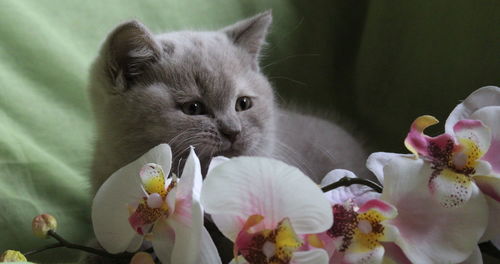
(235, 215, 302, 264)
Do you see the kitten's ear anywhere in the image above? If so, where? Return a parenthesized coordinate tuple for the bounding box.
(222, 10, 272, 60)
(102, 20, 161, 91)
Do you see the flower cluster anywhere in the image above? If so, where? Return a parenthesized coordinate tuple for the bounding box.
(90, 86, 500, 264)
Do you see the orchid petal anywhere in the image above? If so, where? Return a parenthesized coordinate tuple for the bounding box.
(228, 256, 248, 264)
(321, 169, 380, 206)
(208, 156, 230, 175)
(201, 157, 332, 238)
(291, 248, 329, 264)
(168, 203, 203, 264)
(453, 119, 491, 157)
(446, 86, 500, 135)
(345, 245, 384, 264)
(200, 225, 222, 264)
(471, 106, 500, 174)
(152, 217, 175, 264)
(429, 168, 473, 208)
(481, 196, 500, 243)
(404, 115, 439, 157)
(459, 246, 483, 264)
(366, 152, 411, 183)
(92, 145, 171, 253)
(358, 199, 398, 220)
(492, 237, 500, 250)
(177, 147, 202, 201)
(474, 174, 500, 202)
(381, 156, 488, 263)
(380, 242, 412, 264)
(126, 233, 145, 253)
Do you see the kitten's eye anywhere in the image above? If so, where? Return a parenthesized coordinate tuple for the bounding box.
(181, 101, 206, 115)
(236, 96, 253, 112)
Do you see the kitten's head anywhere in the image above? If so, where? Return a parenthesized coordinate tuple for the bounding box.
(89, 11, 276, 174)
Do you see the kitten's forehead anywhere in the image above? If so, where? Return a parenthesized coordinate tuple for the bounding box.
(150, 31, 255, 106)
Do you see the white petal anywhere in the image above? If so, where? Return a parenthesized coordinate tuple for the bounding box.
(152, 218, 175, 264)
(177, 147, 202, 201)
(366, 152, 412, 184)
(459, 246, 482, 264)
(92, 147, 166, 253)
(169, 201, 204, 264)
(208, 156, 230, 175)
(471, 106, 500, 174)
(445, 86, 500, 134)
(471, 106, 500, 141)
(382, 156, 489, 263)
(322, 169, 380, 206)
(492, 236, 500, 250)
(92, 144, 172, 253)
(345, 245, 384, 264)
(229, 256, 248, 264)
(291, 249, 329, 264)
(480, 196, 500, 243)
(321, 169, 357, 186)
(201, 157, 332, 239)
(126, 233, 144, 252)
(200, 226, 222, 264)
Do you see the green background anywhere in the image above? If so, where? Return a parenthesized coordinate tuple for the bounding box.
(0, 0, 498, 262)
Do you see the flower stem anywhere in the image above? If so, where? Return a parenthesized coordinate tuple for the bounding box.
(47, 230, 134, 259)
(321, 176, 383, 193)
(24, 230, 134, 260)
(23, 242, 63, 256)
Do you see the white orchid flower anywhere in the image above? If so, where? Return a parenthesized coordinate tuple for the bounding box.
(201, 156, 333, 264)
(92, 144, 220, 264)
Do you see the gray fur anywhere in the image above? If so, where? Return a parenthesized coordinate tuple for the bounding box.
(89, 11, 369, 194)
(87, 11, 369, 263)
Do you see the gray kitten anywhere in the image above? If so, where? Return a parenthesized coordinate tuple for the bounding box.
(87, 11, 368, 262)
(89, 11, 368, 191)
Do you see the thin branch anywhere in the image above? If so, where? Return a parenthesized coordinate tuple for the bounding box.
(23, 242, 62, 256)
(46, 230, 133, 259)
(321, 176, 383, 193)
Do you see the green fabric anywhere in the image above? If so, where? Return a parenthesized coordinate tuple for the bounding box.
(0, 0, 498, 263)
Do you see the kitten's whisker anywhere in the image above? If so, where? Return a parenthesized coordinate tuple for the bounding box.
(261, 53, 319, 70)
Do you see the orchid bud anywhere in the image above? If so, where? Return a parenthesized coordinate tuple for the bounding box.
(130, 252, 155, 264)
(0, 250, 27, 262)
(32, 214, 57, 239)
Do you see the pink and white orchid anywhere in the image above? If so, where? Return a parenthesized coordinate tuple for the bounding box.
(445, 85, 500, 249)
(201, 156, 333, 264)
(318, 169, 404, 264)
(92, 144, 220, 264)
(367, 153, 489, 263)
(404, 115, 494, 207)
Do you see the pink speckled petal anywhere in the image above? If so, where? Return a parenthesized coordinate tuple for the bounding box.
(429, 169, 473, 208)
(344, 244, 384, 264)
(453, 119, 491, 156)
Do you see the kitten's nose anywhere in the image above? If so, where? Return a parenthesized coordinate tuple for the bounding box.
(217, 116, 241, 145)
(221, 127, 240, 143)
